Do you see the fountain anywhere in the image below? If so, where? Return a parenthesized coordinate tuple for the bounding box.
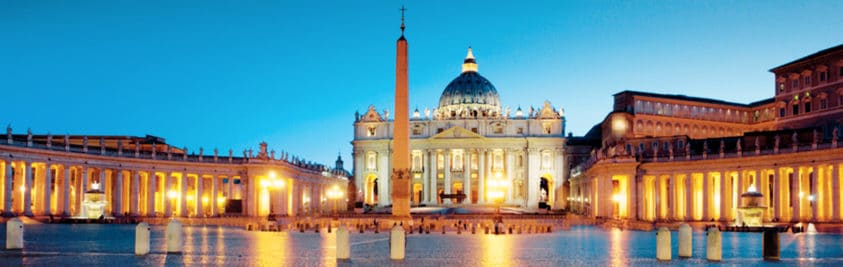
(735, 184, 765, 227)
(76, 182, 110, 220)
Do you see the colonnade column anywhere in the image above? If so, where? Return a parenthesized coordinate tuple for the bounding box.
(62, 165, 70, 216)
(811, 165, 819, 221)
(773, 168, 781, 221)
(478, 149, 485, 204)
(147, 171, 157, 217)
(5, 162, 13, 215)
(635, 175, 643, 220)
(464, 150, 471, 204)
(24, 161, 33, 216)
(115, 170, 123, 216)
(164, 173, 172, 217)
(654, 175, 661, 221)
(180, 174, 188, 217)
(685, 173, 692, 220)
(444, 150, 451, 204)
(44, 164, 53, 216)
(80, 166, 88, 214)
(210, 175, 217, 216)
(720, 171, 728, 221)
(131, 171, 139, 216)
(791, 167, 800, 222)
(833, 165, 840, 222)
(197, 175, 204, 216)
(702, 173, 709, 221)
(668, 175, 676, 220)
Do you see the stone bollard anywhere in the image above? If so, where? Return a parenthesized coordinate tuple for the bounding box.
(806, 223, 817, 234)
(336, 225, 350, 260)
(390, 225, 405, 260)
(472, 224, 476, 234)
(706, 227, 721, 262)
(763, 230, 780, 261)
(328, 223, 332, 233)
(166, 219, 184, 254)
(135, 222, 151, 255)
(457, 225, 461, 234)
(442, 224, 446, 234)
(5, 217, 23, 250)
(678, 223, 692, 258)
(656, 227, 671, 261)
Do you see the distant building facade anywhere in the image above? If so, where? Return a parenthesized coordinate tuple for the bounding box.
(0, 131, 349, 218)
(352, 49, 568, 210)
(569, 44, 843, 223)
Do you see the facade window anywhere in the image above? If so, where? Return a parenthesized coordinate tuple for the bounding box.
(820, 71, 827, 82)
(493, 126, 503, 134)
(778, 83, 785, 92)
(792, 104, 799, 115)
(626, 144, 632, 154)
(779, 108, 786, 117)
(652, 141, 659, 150)
(792, 80, 798, 89)
(437, 128, 444, 134)
(492, 150, 504, 171)
(677, 140, 684, 150)
(820, 99, 828, 109)
(412, 128, 422, 135)
(471, 127, 478, 133)
(367, 126, 376, 136)
(804, 102, 811, 113)
(516, 127, 524, 134)
(452, 150, 464, 171)
(437, 154, 445, 170)
(638, 143, 645, 153)
(541, 150, 553, 169)
(804, 76, 811, 87)
(839, 66, 843, 77)
(663, 142, 670, 152)
(412, 151, 423, 171)
(367, 152, 377, 170)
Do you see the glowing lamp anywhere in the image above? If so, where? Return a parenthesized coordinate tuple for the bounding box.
(167, 190, 178, 199)
(202, 196, 209, 204)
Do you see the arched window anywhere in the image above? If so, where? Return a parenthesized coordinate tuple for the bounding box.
(367, 152, 378, 170)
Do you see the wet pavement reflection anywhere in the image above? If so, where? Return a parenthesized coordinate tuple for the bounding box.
(0, 224, 842, 266)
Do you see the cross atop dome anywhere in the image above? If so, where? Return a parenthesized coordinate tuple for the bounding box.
(462, 47, 478, 73)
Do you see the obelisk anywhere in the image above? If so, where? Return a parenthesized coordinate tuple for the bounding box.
(391, 7, 412, 219)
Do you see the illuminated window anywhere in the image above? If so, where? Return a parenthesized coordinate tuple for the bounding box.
(437, 153, 444, 170)
(778, 83, 784, 92)
(492, 150, 504, 171)
(412, 151, 423, 171)
(452, 150, 464, 171)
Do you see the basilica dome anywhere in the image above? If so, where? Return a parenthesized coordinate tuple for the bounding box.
(437, 48, 501, 119)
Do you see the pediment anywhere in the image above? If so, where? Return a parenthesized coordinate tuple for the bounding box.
(429, 126, 485, 140)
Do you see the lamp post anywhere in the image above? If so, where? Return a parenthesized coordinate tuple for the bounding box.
(486, 172, 507, 233)
(327, 185, 343, 220)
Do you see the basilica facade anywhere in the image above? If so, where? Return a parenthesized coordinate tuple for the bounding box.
(569, 44, 843, 223)
(0, 131, 349, 219)
(352, 49, 567, 210)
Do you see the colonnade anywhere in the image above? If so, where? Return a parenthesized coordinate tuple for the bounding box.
(570, 149, 843, 223)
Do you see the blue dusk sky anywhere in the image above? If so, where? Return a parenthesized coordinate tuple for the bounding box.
(2, 1, 842, 168)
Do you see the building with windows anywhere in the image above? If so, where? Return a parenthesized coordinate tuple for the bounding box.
(0, 130, 349, 219)
(569, 44, 843, 223)
(352, 48, 567, 210)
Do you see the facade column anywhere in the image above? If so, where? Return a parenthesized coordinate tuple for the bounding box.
(277, 178, 287, 216)
(773, 168, 781, 221)
(791, 167, 800, 222)
(147, 171, 157, 217)
(247, 175, 256, 216)
(422, 150, 430, 204)
(115, 170, 123, 216)
(197, 175, 204, 216)
(164, 173, 172, 217)
(702, 173, 709, 221)
(62, 165, 70, 216)
(811, 165, 819, 221)
(444, 150, 451, 204)
(505, 149, 514, 203)
(636, 175, 644, 220)
(685, 173, 692, 220)
(429, 150, 437, 204)
(464, 150, 471, 204)
(24, 161, 33, 216)
(719, 171, 727, 221)
(478, 149, 486, 204)
(180, 174, 188, 217)
(210, 175, 218, 216)
(833, 164, 840, 222)
(44, 164, 53, 216)
(668, 174, 676, 220)
(227, 177, 234, 200)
